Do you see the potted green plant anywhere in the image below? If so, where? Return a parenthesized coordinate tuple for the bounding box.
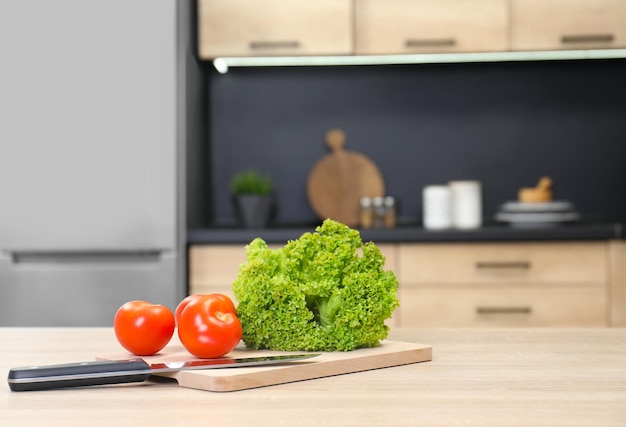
(230, 169, 274, 228)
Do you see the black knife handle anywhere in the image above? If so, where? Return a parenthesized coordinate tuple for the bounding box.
(7, 359, 151, 392)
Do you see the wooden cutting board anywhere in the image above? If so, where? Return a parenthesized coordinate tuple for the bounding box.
(98, 340, 431, 392)
(307, 129, 385, 227)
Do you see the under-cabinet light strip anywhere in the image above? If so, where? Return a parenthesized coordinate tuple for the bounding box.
(212, 49, 626, 73)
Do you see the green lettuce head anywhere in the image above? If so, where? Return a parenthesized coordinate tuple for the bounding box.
(232, 219, 400, 351)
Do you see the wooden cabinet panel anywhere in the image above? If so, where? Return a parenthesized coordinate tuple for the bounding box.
(189, 244, 248, 301)
(510, 0, 626, 51)
(609, 240, 626, 326)
(198, 0, 352, 58)
(355, 0, 509, 54)
(398, 242, 608, 285)
(397, 241, 610, 327)
(399, 287, 608, 327)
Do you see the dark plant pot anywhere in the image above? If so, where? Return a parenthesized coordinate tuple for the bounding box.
(234, 194, 273, 228)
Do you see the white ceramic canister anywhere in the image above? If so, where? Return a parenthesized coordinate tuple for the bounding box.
(422, 185, 452, 230)
(449, 180, 482, 229)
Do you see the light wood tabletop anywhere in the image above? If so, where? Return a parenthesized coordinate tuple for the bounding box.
(1, 327, 625, 426)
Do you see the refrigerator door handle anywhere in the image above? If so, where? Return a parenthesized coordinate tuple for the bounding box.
(4, 251, 165, 265)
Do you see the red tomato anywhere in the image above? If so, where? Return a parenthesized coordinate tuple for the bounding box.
(114, 301, 175, 356)
(175, 294, 200, 325)
(176, 294, 237, 324)
(177, 293, 242, 358)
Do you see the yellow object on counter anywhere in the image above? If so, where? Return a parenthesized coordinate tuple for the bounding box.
(518, 176, 553, 203)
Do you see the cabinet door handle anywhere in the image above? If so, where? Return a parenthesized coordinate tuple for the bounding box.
(475, 261, 531, 270)
(561, 34, 614, 45)
(476, 306, 532, 315)
(249, 41, 300, 50)
(405, 38, 456, 48)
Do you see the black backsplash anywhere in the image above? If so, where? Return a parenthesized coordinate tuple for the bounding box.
(201, 59, 626, 227)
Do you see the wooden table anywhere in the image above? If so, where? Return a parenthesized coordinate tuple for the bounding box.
(1, 328, 625, 426)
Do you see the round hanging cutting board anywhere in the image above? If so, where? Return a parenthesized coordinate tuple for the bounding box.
(307, 129, 385, 227)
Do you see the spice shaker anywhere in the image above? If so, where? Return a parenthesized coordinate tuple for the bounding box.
(372, 196, 385, 228)
(383, 196, 397, 228)
(360, 197, 374, 229)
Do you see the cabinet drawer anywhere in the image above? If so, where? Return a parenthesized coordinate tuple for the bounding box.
(399, 287, 608, 327)
(189, 245, 247, 289)
(198, 0, 352, 58)
(189, 245, 247, 300)
(399, 242, 608, 285)
(355, 0, 509, 54)
(510, 0, 626, 51)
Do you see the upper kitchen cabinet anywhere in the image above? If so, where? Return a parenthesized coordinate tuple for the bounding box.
(354, 0, 509, 55)
(197, 0, 352, 58)
(510, 0, 626, 51)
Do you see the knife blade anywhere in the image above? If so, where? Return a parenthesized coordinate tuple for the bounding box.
(7, 353, 319, 392)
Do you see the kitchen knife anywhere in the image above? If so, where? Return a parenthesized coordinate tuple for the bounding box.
(7, 353, 319, 392)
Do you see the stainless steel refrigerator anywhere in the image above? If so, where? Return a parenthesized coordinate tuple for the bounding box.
(0, 0, 188, 325)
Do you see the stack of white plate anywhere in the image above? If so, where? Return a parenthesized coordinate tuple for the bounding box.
(495, 200, 580, 228)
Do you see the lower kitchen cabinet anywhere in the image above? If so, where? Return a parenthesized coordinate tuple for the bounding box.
(398, 242, 612, 327)
(188, 240, 625, 328)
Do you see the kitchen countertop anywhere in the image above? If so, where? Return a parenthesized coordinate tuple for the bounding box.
(188, 221, 624, 244)
(2, 327, 626, 426)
